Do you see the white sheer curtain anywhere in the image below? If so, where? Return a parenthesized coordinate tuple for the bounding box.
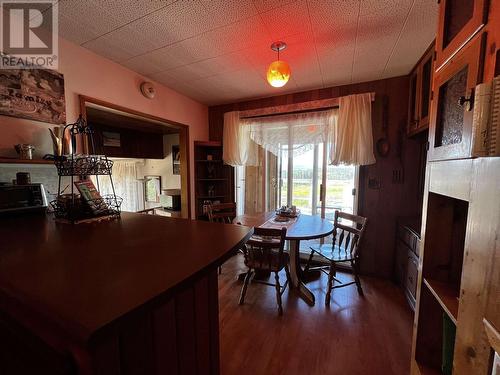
(329, 93, 376, 166)
(222, 111, 259, 166)
(93, 160, 140, 212)
(243, 110, 335, 157)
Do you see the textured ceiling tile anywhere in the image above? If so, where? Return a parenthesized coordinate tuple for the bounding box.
(149, 70, 179, 87)
(319, 45, 354, 86)
(96, 0, 174, 23)
(351, 0, 413, 82)
(87, 24, 159, 60)
(307, 0, 360, 50)
(58, 14, 101, 45)
(145, 39, 213, 71)
(252, 0, 298, 13)
(84, 35, 135, 62)
(113, 1, 213, 50)
(199, 0, 259, 26)
(259, 0, 312, 40)
(121, 55, 164, 76)
(382, 0, 438, 78)
(58, 0, 119, 35)
(203, 15, 272, 56)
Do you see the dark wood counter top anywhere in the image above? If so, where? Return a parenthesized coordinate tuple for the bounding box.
(0, 213, 252, 345)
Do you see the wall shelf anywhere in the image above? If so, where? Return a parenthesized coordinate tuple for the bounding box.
(0, 158, 54, 165)
(423, 278, 459, 324)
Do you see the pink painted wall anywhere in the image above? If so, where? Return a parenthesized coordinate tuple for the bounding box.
(0, 37, 209, 218)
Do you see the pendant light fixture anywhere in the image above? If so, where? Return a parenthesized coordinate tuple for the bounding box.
(267, 41, 290, 88)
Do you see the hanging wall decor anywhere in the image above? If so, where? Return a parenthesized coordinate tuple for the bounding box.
(0, 69, 66, 124)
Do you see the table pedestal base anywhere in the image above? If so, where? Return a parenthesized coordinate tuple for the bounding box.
(289, 240, 315, 306)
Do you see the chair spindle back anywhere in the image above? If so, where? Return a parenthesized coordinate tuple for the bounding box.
(332, 211, 368, 259)
(244, 227, 287, 271)
(208, 202, 236, 224)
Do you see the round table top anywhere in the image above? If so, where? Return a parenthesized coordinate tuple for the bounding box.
(233, 211, 334, 241)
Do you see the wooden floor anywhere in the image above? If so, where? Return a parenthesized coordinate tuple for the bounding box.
(219, 254, 413, 375)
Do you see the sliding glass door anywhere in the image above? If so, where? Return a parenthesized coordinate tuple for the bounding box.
(277, 142, 358, 219)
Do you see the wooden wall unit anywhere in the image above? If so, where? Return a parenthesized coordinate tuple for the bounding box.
(428, 32, 487, 162)
(209, 76, 427, 279)
(435, 0, 489, 71)
(194, 141, 234, 220)
(408, 43, 435, 136)
(411, 1, 499, 374)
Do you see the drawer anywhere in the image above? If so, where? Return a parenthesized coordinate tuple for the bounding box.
(398, 225, 420, 255)
(395, 240, 408, 285)
(406, 250, 419, 301)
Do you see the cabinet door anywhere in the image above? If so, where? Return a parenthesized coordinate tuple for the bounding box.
(418, 49, 434, 131)
(406, 250, 418, 302)
(428, 33, 486, 161)
(408, 70, 420, 134)
(435, 0, 489, 69)
(395, 239, 408, 286)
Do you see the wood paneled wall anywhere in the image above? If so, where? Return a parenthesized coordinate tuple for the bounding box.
(209, 76, 426, 278)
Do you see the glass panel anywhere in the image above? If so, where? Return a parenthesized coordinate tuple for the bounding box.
(421, 58, 432, 119)
(409, 73, 418, 126)
(278, 146, 288, 208)
(324, 165, 356, 221)
(291, 146, 313, 215)
(435, 66, 468, 147)
(443, 0, 474, 47)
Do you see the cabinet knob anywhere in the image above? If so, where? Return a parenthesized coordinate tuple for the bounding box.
(458, 95, 473, 111)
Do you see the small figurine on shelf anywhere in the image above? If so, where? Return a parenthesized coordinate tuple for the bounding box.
(207, 163, 216, 178)
(207, 185, 215, 197)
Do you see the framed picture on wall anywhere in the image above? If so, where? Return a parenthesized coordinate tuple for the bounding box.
(0, 69, 66, 124)
(172, 145, 180, 175)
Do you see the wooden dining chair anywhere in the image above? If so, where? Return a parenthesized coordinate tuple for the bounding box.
(208, 202, 237, 274)
(305, 210, 368, 306)
(207, 202, 236, 223)
(239, 227, 290, 315)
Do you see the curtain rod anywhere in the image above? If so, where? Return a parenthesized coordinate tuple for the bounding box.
(241, 106, 338, 119)
(239, 92, 375, 120)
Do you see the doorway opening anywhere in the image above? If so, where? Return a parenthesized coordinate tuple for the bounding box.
(79, 96, 190, 218)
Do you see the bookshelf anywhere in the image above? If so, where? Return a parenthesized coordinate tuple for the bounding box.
(193, 141, 234, 220)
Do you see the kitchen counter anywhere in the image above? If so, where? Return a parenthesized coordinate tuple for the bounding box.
(0, 212, 252, 374)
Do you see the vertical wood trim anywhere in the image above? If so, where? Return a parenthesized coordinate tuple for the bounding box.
(175, 287, 197, 375)
(208, 270, 220, 375)
(195, 276, 211, 374)
(152, 300, 178, 375)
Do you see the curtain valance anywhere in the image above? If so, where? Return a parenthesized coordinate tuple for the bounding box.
(243, 110, 335, 157)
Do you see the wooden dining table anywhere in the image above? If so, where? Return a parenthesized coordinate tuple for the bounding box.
(233, 211, 334, 306)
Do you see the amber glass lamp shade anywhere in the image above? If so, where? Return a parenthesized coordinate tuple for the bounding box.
(267, 60, 291, 88)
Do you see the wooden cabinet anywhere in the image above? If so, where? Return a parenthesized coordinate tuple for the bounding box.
(408, 44, 435, 135)
(194, 141, 234, 220)
(428, 32, 486, 161)
(395, 222, 421, 311)
(435, 0, 489, 70)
